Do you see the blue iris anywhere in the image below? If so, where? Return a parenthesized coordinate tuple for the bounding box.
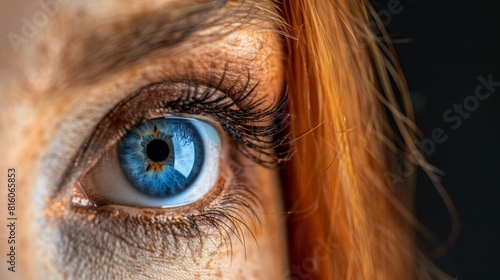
(118, 117, 205, 198)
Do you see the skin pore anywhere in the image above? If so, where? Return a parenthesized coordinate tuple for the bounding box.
(0, 0, 288, 279)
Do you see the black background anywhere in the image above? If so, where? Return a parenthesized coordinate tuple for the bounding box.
(372, 0, 500, 279)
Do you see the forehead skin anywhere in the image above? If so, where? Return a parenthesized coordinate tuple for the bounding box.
(0, 1, 288, 279)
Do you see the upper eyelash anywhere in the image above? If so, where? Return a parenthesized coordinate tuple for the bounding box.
(150, 70, 293, 167)
(57, 69, 291, 196)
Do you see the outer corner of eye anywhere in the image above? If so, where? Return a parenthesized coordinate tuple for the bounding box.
(78, 116, 222, 208)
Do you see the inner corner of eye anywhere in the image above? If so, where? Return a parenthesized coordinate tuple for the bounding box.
(79, 116, 223, 209)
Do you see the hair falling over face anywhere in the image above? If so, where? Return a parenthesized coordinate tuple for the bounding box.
(275, 1, 450, 279)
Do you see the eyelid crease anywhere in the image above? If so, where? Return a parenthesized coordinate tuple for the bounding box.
(55, 71, 291, 199)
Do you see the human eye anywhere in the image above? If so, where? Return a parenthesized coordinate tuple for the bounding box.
(69, 76, 290, 212)
(83, 116, 221, 208)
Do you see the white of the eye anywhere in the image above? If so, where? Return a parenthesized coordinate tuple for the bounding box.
(90, 118, 221, 208)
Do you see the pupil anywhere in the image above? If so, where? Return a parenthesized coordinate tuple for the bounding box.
(146, 139, 169, 162)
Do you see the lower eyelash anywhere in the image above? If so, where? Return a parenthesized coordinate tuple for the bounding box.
(56, 161, 262, 259)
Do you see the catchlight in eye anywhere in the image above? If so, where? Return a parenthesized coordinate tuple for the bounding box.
(84, 116, 221, 208)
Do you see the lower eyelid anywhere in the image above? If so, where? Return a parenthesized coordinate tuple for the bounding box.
(52, 158, 263, 262)
(65, 123, 260, 224)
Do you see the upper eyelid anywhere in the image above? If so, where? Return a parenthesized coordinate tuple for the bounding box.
(56, 75, 291, 199)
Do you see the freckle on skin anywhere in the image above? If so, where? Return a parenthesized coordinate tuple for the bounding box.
(44, 199, 67, 219)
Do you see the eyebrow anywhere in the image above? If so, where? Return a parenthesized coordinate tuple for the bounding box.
(60, 0, 261, 86)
